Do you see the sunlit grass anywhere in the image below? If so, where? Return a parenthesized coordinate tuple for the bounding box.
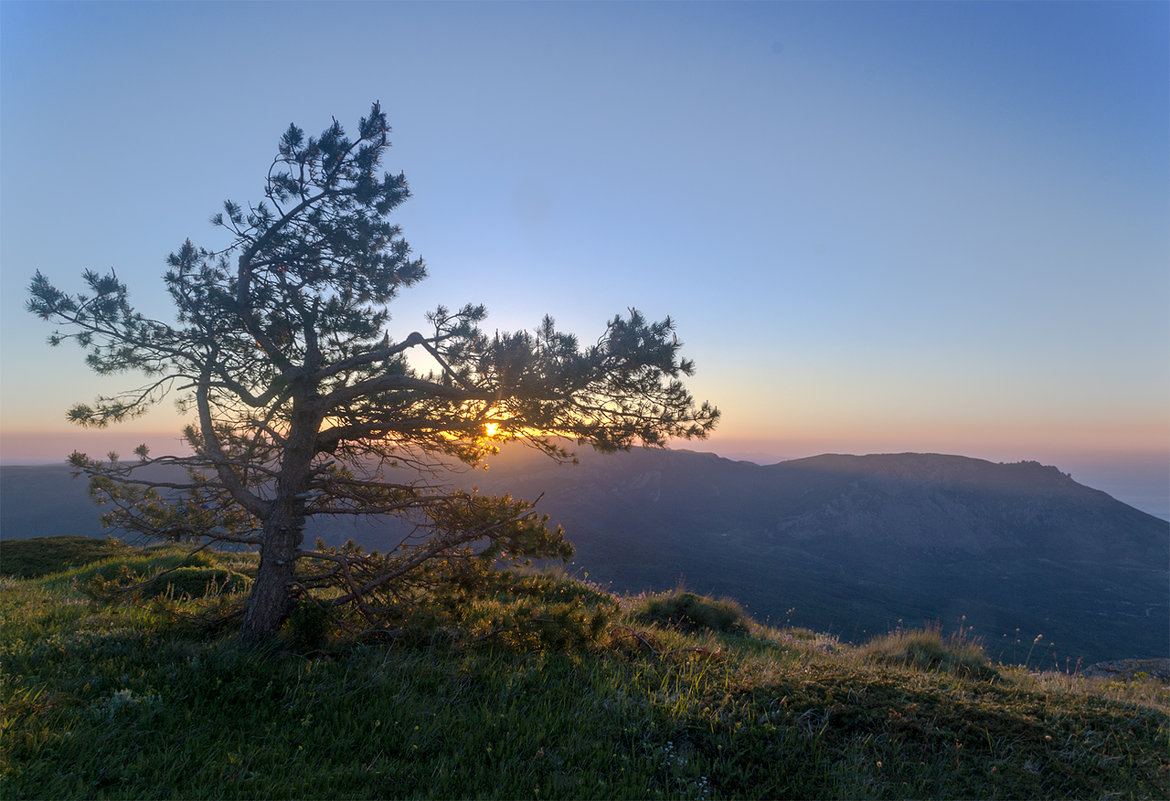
(2, 537, 1166, 799)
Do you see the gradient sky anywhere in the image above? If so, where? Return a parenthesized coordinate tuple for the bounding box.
(1, 1, 1167, 516)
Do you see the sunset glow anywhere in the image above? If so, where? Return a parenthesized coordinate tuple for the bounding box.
(1, 2, 1165, 518)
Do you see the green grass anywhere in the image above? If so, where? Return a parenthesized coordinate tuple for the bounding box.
(2, 537, 1167, 799)
(0, 535, 130, 579)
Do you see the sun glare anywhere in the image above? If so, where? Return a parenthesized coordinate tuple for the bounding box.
(483, 421, 500, 439)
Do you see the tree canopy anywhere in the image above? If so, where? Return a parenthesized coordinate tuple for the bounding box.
(27, 103, 719, 643)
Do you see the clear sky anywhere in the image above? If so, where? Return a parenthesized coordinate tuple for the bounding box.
(1, 1, 1167, 516)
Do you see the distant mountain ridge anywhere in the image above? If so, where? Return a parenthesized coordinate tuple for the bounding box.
(2, 448, 1166, 665)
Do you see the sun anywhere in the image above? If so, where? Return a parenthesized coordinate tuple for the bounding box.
(483, 421, 500, 439)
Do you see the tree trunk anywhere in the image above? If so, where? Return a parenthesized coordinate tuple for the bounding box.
(240, 399, 319, 644)
(240, 509, 301, 644)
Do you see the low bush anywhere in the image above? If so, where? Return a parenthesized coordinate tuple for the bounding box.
(140, 566, 251, 600)
(51, 547, 253, 630)
(283, 598, 334, 650)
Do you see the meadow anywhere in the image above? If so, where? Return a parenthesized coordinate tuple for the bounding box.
(2, 537, 1167, 799)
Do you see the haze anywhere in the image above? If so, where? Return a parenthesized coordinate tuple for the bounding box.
(1, 2, 1166, 518)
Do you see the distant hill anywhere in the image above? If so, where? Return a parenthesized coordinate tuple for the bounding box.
(3, 448, 1167, 664)
(0, 464, 109, 539)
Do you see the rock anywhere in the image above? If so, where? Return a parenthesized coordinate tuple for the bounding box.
(1081, 658, 1170, 683)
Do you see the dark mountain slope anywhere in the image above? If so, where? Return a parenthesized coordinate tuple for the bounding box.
(0, 465, 107, 539)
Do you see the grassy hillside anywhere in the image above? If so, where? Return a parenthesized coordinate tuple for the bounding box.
(2, 537, 1167, 799)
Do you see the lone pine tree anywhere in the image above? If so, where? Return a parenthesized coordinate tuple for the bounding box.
(27, 103, 718, 643)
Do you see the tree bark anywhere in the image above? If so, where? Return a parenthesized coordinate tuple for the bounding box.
(240, 397, 318, 644)
(240, 508, 301, 644)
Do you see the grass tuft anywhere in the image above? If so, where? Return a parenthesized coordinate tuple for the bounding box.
(859, 624, 998, 680)
(632, 588, 751, 634)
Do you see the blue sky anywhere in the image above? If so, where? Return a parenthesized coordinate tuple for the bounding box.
(1, 1, 1167, 516)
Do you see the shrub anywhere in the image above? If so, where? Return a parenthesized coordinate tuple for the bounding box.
(502, 571, 616, 607)
(474, 597, 616, 652)
(140, 567, 251, 600)
(439, 571, 620, 652)
(633, 589, 750, 634)
(283, 598, 334, 650)
(74, 549, 245, 605)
